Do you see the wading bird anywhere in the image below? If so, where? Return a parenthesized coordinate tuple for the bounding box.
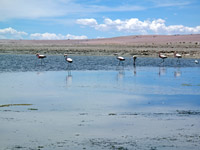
(64, 54, 73, 64)
(159, 52, 167, 63)
(174, 52, 182, 61)
(114, 53, 125, 65)
(36, 53, 46, 64)
(133, 55, 137, 66)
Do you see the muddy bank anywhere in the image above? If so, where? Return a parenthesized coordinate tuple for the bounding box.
(0, 34, 200, 58)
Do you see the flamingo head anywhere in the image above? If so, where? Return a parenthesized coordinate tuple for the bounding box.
(174, 51, 176, 56)
(133, 55, 137, 59)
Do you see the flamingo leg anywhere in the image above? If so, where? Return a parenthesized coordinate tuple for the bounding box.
(133, 61, 136, 66)
(67, 62, 72, 70)
(160, 59, 164, 65)
(133, 59, 136, 66)
(176, 58, 180, 64)
(68, 70, 71, 76)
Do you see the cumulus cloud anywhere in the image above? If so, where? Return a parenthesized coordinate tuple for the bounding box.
(0, 27, 87, 39)
(76, 18, 98, 27)
(76, 18, 200, 35)
(0, 27, 28, 39)
(30, 33, 87, 40)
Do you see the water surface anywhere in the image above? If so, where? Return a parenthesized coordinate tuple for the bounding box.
(0, 54, 200, 150)
(0, 54, 199, 72)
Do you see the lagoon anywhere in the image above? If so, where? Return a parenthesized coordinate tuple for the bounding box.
(0, 55, 200, 150)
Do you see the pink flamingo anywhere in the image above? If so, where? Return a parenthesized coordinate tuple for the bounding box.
(174, 52, 182, 60)
(159, 52, 167, 63)
(36, 53, 46, 64)
(64, 54, 73, 63)
(114, 53, 125, 65)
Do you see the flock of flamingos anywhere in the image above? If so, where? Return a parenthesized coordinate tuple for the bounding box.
(36, 52, 199, 66)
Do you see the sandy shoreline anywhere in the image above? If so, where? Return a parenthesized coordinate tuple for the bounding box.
(0, 34, 200, 58)
(1, 108, 200, 150)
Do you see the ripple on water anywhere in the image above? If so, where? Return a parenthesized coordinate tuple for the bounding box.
(0, 54, 199, 72)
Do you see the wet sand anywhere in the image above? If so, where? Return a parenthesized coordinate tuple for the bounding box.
(0, 34, 200, 58)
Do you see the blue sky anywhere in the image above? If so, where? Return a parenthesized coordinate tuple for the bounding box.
(0, 0, 200, 39)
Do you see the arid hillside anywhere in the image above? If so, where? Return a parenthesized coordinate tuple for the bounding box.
(0, 34, 200, 58)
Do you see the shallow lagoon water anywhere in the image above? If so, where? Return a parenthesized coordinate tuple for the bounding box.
(0, 54, 200, 150)
(0, 54, 200, 72)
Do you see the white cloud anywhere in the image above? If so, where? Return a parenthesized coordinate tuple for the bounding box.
(0, 27, 87, 39)
(96, 36, 105, 39)
(76, 18, 200, 35)
(65, 34, 88, 40)
(0, 27, 28, 39)
(30, 33, 87, 40)
(76, 18, 98, 27)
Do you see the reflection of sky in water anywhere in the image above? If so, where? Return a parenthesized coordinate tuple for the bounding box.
(1, 55, 200, 150)
(0, 65, 200, 113)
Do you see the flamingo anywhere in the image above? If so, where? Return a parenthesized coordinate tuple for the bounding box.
(174, 52, 182, 61)
(133, 55, 137, 66)
(159, 52, 167, 63)
(64, 54, 73, 63)
(36, 53, 46, 64)
(114, 53, 125, 65)
(36, 53, 46, 59)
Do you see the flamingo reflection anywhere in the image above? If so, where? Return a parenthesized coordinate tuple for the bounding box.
(116, 65, 125, 81)
(159, 67, 166, 76)
(66, 70, 72, 87)
(174, 67, 181, 78)
(133, 65, 137, 76)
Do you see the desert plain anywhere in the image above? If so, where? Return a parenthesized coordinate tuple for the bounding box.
(0, 34, 200, 58)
